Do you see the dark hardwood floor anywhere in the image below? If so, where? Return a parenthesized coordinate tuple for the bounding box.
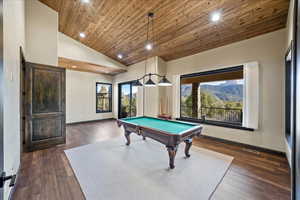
(12, 119, 291, 200)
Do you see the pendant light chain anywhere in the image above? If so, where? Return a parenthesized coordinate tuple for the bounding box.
(143, 13, 151, 116)
(134, 12, 172, 117)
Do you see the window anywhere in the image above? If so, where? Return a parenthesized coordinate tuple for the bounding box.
(96, 83, 112, 113)
(180, 66, 244, 127)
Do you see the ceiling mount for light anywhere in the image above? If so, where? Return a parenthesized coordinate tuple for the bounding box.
(148, 12, 154, 18)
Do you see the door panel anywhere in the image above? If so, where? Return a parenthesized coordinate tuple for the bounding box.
(131, 85, 137, 117)
(32, 116, 63, 141)
(25, 62, 66, 151)
(32, 68, 61, 113)
(120, 83, 131, 118)
(118, 82, 137, 118)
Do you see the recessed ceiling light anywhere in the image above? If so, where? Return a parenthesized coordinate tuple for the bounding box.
(211, 12, 221, 22)
(82, 0, 90, 3)
(145, 43, 153, 51)
(71, 65, 77, 69)
(117, 54, 123, 59)
(79, 32, 86, 38)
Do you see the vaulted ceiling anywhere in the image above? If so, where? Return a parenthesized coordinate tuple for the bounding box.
(40, 0, 290, 66)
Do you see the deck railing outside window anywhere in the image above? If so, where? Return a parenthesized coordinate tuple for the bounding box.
(181, 106, 243, 125)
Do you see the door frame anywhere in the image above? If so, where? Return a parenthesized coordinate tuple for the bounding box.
(118, 81, 135, 119)
(0, 0, 3, 198)
(19, 47, 25, 153)
(293, 0, 300, 198)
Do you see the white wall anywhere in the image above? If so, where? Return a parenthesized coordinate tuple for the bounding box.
(58, 32, 126, 69)
(166, 29, 286, 152)
(3, 0, 25, 199)
(66, 70, 113, 123)
(25, 0, 58, 66)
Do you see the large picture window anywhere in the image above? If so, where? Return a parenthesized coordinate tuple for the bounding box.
(96, 82, 112, 113)
(180, 66, 244, 126)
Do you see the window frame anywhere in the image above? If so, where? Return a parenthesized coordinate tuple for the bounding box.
(179, 65, 252, 130)
(96, 82, 112, 113)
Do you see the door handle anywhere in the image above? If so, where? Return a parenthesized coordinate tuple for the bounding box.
(0, 172, 16, 188)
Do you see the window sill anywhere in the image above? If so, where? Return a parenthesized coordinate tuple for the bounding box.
(177, 117, 254, 131)
(96, 111, 112, 113)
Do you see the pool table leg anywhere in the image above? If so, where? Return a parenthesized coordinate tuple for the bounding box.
(166, 146, 178, 169)
(184, 138, 193, 158)
(125, 131, 131, 146)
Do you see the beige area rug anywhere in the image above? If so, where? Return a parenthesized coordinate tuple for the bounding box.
(65, 134, 233, 200)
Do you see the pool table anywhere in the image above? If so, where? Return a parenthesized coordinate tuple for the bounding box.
(117, 116, 203, 169)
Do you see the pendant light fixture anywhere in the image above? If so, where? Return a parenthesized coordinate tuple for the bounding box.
(158, 76, 172, 86)
(133, 12, 172, 87)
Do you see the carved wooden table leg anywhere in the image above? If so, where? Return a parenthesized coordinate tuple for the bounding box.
(184, 138, 193, 157)
(166, 146, 178, 169)
(125, 131, 131, 146)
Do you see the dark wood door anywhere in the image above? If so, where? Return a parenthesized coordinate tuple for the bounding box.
(24, 62, 66, 151)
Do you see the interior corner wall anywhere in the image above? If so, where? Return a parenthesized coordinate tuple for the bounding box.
(144, 57, 159, 117)
(3, 0, 25, 199)
(165, 29, 286, 152)
(66, 70, 113, 124)
(25, 0, 58, 66)
(157, 57, 169, 114)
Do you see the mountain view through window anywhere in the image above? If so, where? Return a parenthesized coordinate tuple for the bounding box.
(180, 68, 244, 125)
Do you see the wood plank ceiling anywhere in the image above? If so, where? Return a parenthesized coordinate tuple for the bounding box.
(40, 0, 290, 66)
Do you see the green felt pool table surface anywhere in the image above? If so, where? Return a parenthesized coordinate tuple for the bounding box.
(121, 116, 197, 134)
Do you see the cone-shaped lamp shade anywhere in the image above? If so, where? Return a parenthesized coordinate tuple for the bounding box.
(158, 76, 172, 86)
(144, 78, 156, 87)
(133, 80, 143, 86)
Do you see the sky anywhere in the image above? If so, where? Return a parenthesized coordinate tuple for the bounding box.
(121, 84, 138, 95)
(200, 79, 244, 86)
